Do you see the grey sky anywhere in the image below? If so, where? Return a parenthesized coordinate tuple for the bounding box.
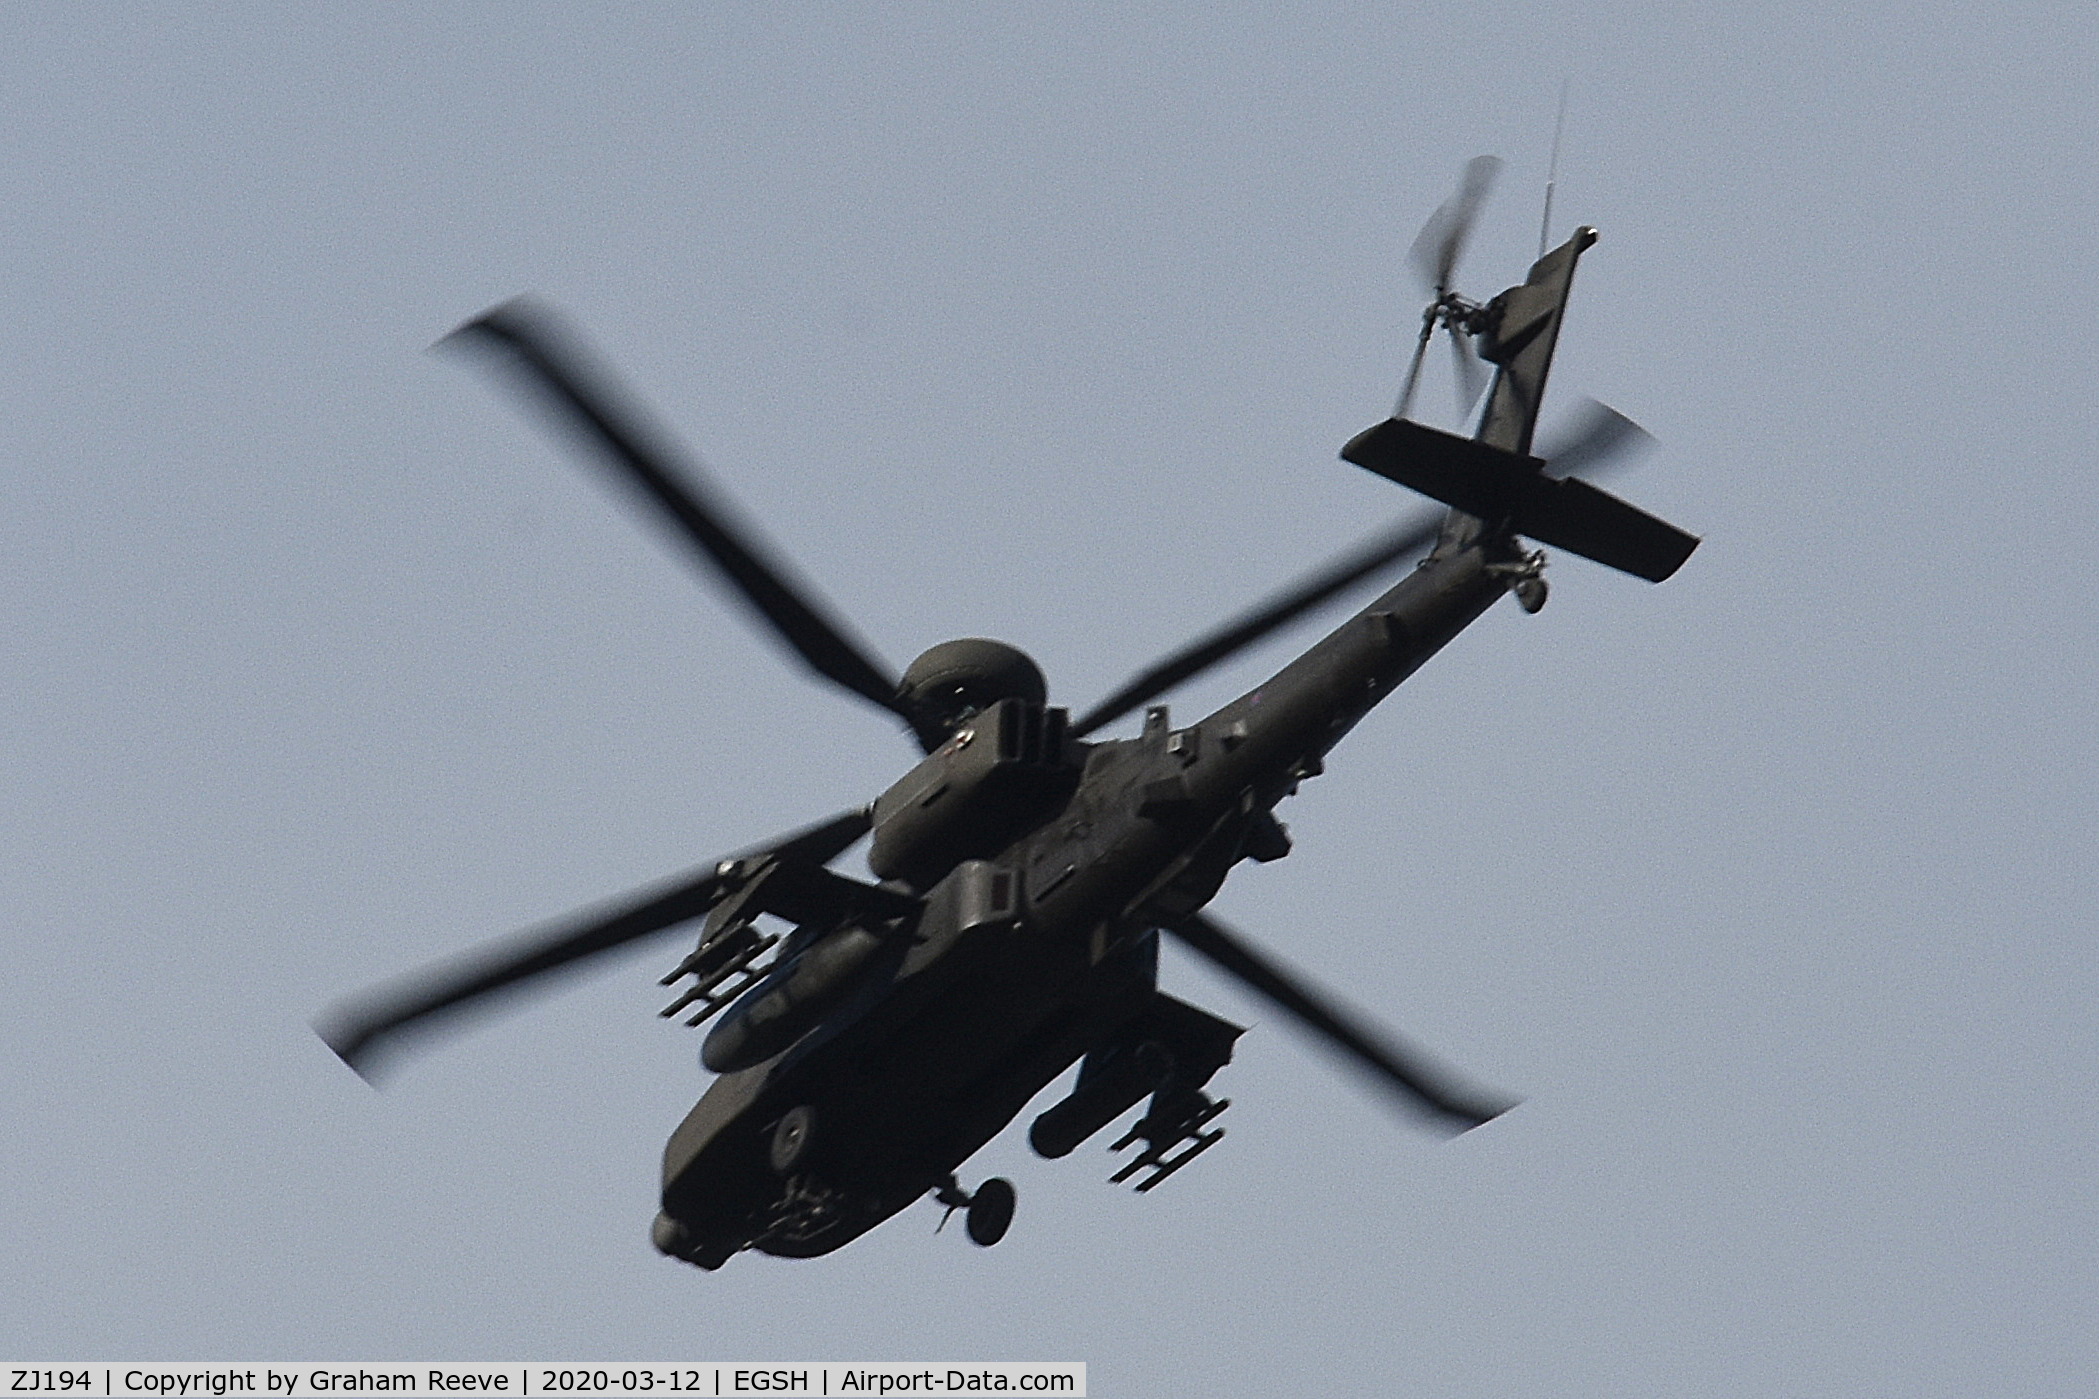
(4, 4, 2094, 1394)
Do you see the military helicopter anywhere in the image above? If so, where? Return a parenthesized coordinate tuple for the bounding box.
(317, 158, 1697, 1269)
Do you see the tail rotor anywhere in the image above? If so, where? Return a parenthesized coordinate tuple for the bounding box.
(1395, 155, 1501, 423)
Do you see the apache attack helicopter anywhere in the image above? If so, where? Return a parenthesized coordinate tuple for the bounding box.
(318, 158, 1697, 1270)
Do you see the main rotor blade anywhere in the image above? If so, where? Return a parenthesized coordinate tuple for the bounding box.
(1165, 910, 1514, 1133)
(444, 300, 915, 731)
(315, 805, 871, 1080)
(1072, 508, 1445, 737)
(1408, 155, 1502, 295)
(1536, 398, 1655, 479)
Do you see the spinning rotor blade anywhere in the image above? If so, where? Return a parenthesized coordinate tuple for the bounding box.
(1536, 399, 1655, 479)
(444, 300, 917, 733)
(1165, 910, 1514, 1133)
(316, 806, 871, 1080)
(1075, 399, 1661, 736)
(1408, 155, 1502, 295)
(1448, 323, 1489, 421)
(1396, 157, 1498, 425)
(1072, 507, 1446, 736)
(1392, 317, 1434, 422)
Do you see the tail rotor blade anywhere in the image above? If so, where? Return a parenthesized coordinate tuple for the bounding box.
(1449, 324, 1489, 421)
(442, 300, 920, 736)
(1537, 398, 1656, 479)
(315, 806, 871, 1080)
(1393, 316, 1434, 421)
(1165, 910, 1515, 1133)
(1408, 155, 1503, 295)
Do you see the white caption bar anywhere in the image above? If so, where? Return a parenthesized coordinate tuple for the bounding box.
(2, 1368, 1083, 1399)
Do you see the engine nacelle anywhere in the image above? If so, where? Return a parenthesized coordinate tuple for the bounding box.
(869, 697, 1078, 889)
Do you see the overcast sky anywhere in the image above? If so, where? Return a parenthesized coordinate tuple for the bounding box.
(4, 4, 2095, 1395)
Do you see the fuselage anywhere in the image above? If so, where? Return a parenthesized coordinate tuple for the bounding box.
(653, 526, 1518, 1268)
(318, 232, 1676, 1268)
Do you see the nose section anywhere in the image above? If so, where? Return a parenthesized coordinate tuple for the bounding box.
(652, 1209, 737, 1270)
(651, 1210, 690, 1256)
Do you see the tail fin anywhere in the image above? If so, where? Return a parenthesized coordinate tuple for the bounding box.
(1478, 224, 1588, 455)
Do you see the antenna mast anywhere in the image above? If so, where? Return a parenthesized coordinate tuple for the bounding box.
(1538, 83, 1569, 259)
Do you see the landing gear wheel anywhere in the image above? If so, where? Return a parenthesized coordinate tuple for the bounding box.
(769, 1105, 815, 1174)
(964, 1176, 1015, 1247)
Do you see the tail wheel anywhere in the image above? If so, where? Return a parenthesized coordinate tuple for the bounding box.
(769, 1105, 815, 1174)
(965, 1176, 1015, 1247)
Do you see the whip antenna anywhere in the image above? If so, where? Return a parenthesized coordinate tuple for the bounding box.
(1538, 82, 1569, 259)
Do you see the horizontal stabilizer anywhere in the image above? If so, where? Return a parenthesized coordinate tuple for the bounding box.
(1341, 417, 1698, 582)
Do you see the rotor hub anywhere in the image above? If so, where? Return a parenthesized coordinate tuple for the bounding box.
(897, 638, 1046, 734)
